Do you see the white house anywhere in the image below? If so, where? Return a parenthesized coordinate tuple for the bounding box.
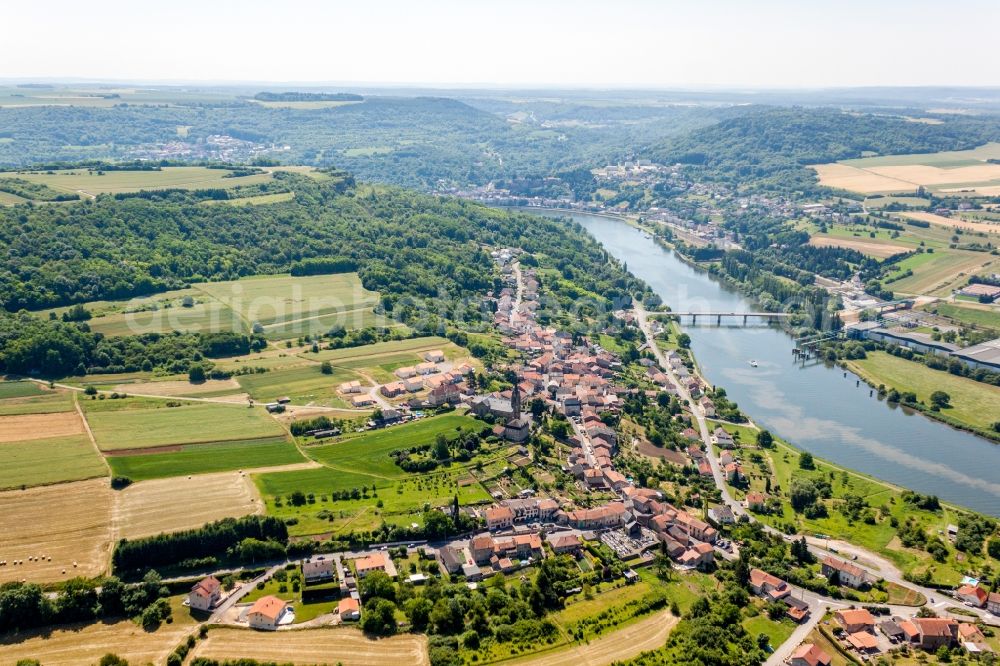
(247, 595, 290, 630)
(188, 575, 222, 612)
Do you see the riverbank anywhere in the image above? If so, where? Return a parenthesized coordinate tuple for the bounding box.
(556, 210, 1000, 517)
(844, 352, 1000, 443)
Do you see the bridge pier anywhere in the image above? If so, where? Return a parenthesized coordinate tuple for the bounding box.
(743, 314, 748, 325)
(717, 314, 722, 325)
(691, 314, 697, 324)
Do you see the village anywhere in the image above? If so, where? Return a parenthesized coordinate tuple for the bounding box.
(174, 246, 1000, 666)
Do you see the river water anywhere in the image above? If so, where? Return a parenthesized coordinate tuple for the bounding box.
(540, 210, 1000, 516)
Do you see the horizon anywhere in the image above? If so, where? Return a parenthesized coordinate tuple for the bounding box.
(5, 0, 1000, 88)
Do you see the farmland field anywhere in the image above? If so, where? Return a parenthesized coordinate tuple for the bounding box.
(83, 400, 285, 451)
(0, 380, 45, 399)
(900, 211, 1000, 235)
(883, 249, 996, 296)
(0, 410, 84, 442)
(929, 302, 1000, 330)
(106, 436, 306, 481)
(236, 363, 359, 407)
(0, 478, 113, 584)
(0, 390, 75, 415)
(195, 272, 379, 330)
(309, 336, 470, 382)
(8, 166, 274, 196)
(808, 235, 909, 259)
(190, 627, 429, 666)
(2, 434, 108, 489)
(813, 143, 1000, 196)
(114, 470, 266, 539)
(0, 599, 198, 665)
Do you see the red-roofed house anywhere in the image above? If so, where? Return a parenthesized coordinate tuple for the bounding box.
(790, 643, 831, 666)
(248, 595, 289, 630)
(956, 584, 988, 608)
(188, 575, 222, 612)
(338, 597, 360, 621)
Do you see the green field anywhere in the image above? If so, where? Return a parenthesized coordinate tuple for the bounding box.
(929, 302, 1000, 330)
(304, 413, 482, 477)
(848, 351, 1000, 431)
(33, 272, 381, 338)
(255, 463, 492, 536)
(106, 437, 305, 481)
(84, 401, 285, 451)
(886, 249, 995, 296)
(0, 391, 75, 416)
(308, 336, 466, 382)
(1, 435, 107, 489)
(200, 192, 296, 207)
(236, 363, 359, 407)
(8, 167, 274, 196)
(0, 381, 46, 399)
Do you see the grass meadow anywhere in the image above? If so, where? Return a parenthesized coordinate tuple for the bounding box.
(106, 436, 305, 481)
(83, 399, 285, 451)
(1, 434, 108, 489)
(9, 166, 274, 195)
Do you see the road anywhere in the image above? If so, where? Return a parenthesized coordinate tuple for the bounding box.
(634, 302, 1000, 663)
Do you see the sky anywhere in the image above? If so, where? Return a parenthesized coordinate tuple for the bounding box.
(3, 0, 999, 88)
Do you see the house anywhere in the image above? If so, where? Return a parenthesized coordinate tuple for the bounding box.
(956, 584, 988, 608)
(822, 556, 867, 589)
(188, 576, 222, 612)
(338, 597, 361, 621)
(959, 623, 985, 643)
(878, 620, 905, 642)
(424, 350, 446, 363)
(403, 377, 425, 392)
(351, 395, 375, 407)
(912, 617, 958, 650)
(834, 608, 876, 634)
(749, 569, 789, 601)
(790, 643, 832, 666)
(339, 380, 362, 394)
(394, 366, 417, 379)
(438, 545, 467, 574)
(381, 382, 406, 398)
(988, 591, 1000, 615)
(564, 502, 627, 530)
(746, 492, 767, 511)
(784, 596, 811, 623)
(699, 397, 716, 418)
(354, 552, 392, 579)
(846, 631, 879, 653)
(549, 533, 583, 555)
(724, 462, 743, 483)
(677, 542, 714, 569)
(247, 595, 289, 630)
(416, 362, 437, 375)
(485, 505, 515, 531)
(708, 504, 735, 525)
(428, 383, 461, 407)
(302, 556, 335, 584)
(470, 535, 496, 565)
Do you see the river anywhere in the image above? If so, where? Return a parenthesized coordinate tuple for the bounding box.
(539, 210, 1000, 516)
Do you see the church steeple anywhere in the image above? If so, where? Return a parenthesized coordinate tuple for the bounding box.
(511, 379, 522, 420)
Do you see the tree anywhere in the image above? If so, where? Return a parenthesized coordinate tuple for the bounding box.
(798, 452, 815, 470)
(320, 361, 333, 375)
(433, 434, 450, 460)
(930, 391, 950, 408)
(188, 364, 206, 383)
(359, 571, 395, 601)
(756, 430, 773, 448)
(360, 598, 398, 635)
(677, 333, 691, 349)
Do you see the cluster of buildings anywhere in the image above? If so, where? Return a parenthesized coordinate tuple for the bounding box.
(337, 350, 478, 409)
(848, 322, 1000, 373)
(748, 568, 812, 623)
(127, 134, 289, 162)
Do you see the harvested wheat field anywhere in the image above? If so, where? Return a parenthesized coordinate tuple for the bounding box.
(115, 470, 262, 539)
(112, 378, 243, 396)
(0, 478, 113, 584)
(867, 163, 1000, 186)
(901, 211, 1000, 235)
(504, 610, 679, 666)
(810, 163, 913, 193)
(0, 411, 83, 442)
(191, 627, 430, 665)
(0, 613, 195, 665)
(809, 235, 910, 259)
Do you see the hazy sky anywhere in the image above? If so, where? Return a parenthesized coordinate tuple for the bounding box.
(4, 0, 998, 88)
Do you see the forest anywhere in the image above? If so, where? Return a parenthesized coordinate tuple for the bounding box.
(646, 106, 1000, 193)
